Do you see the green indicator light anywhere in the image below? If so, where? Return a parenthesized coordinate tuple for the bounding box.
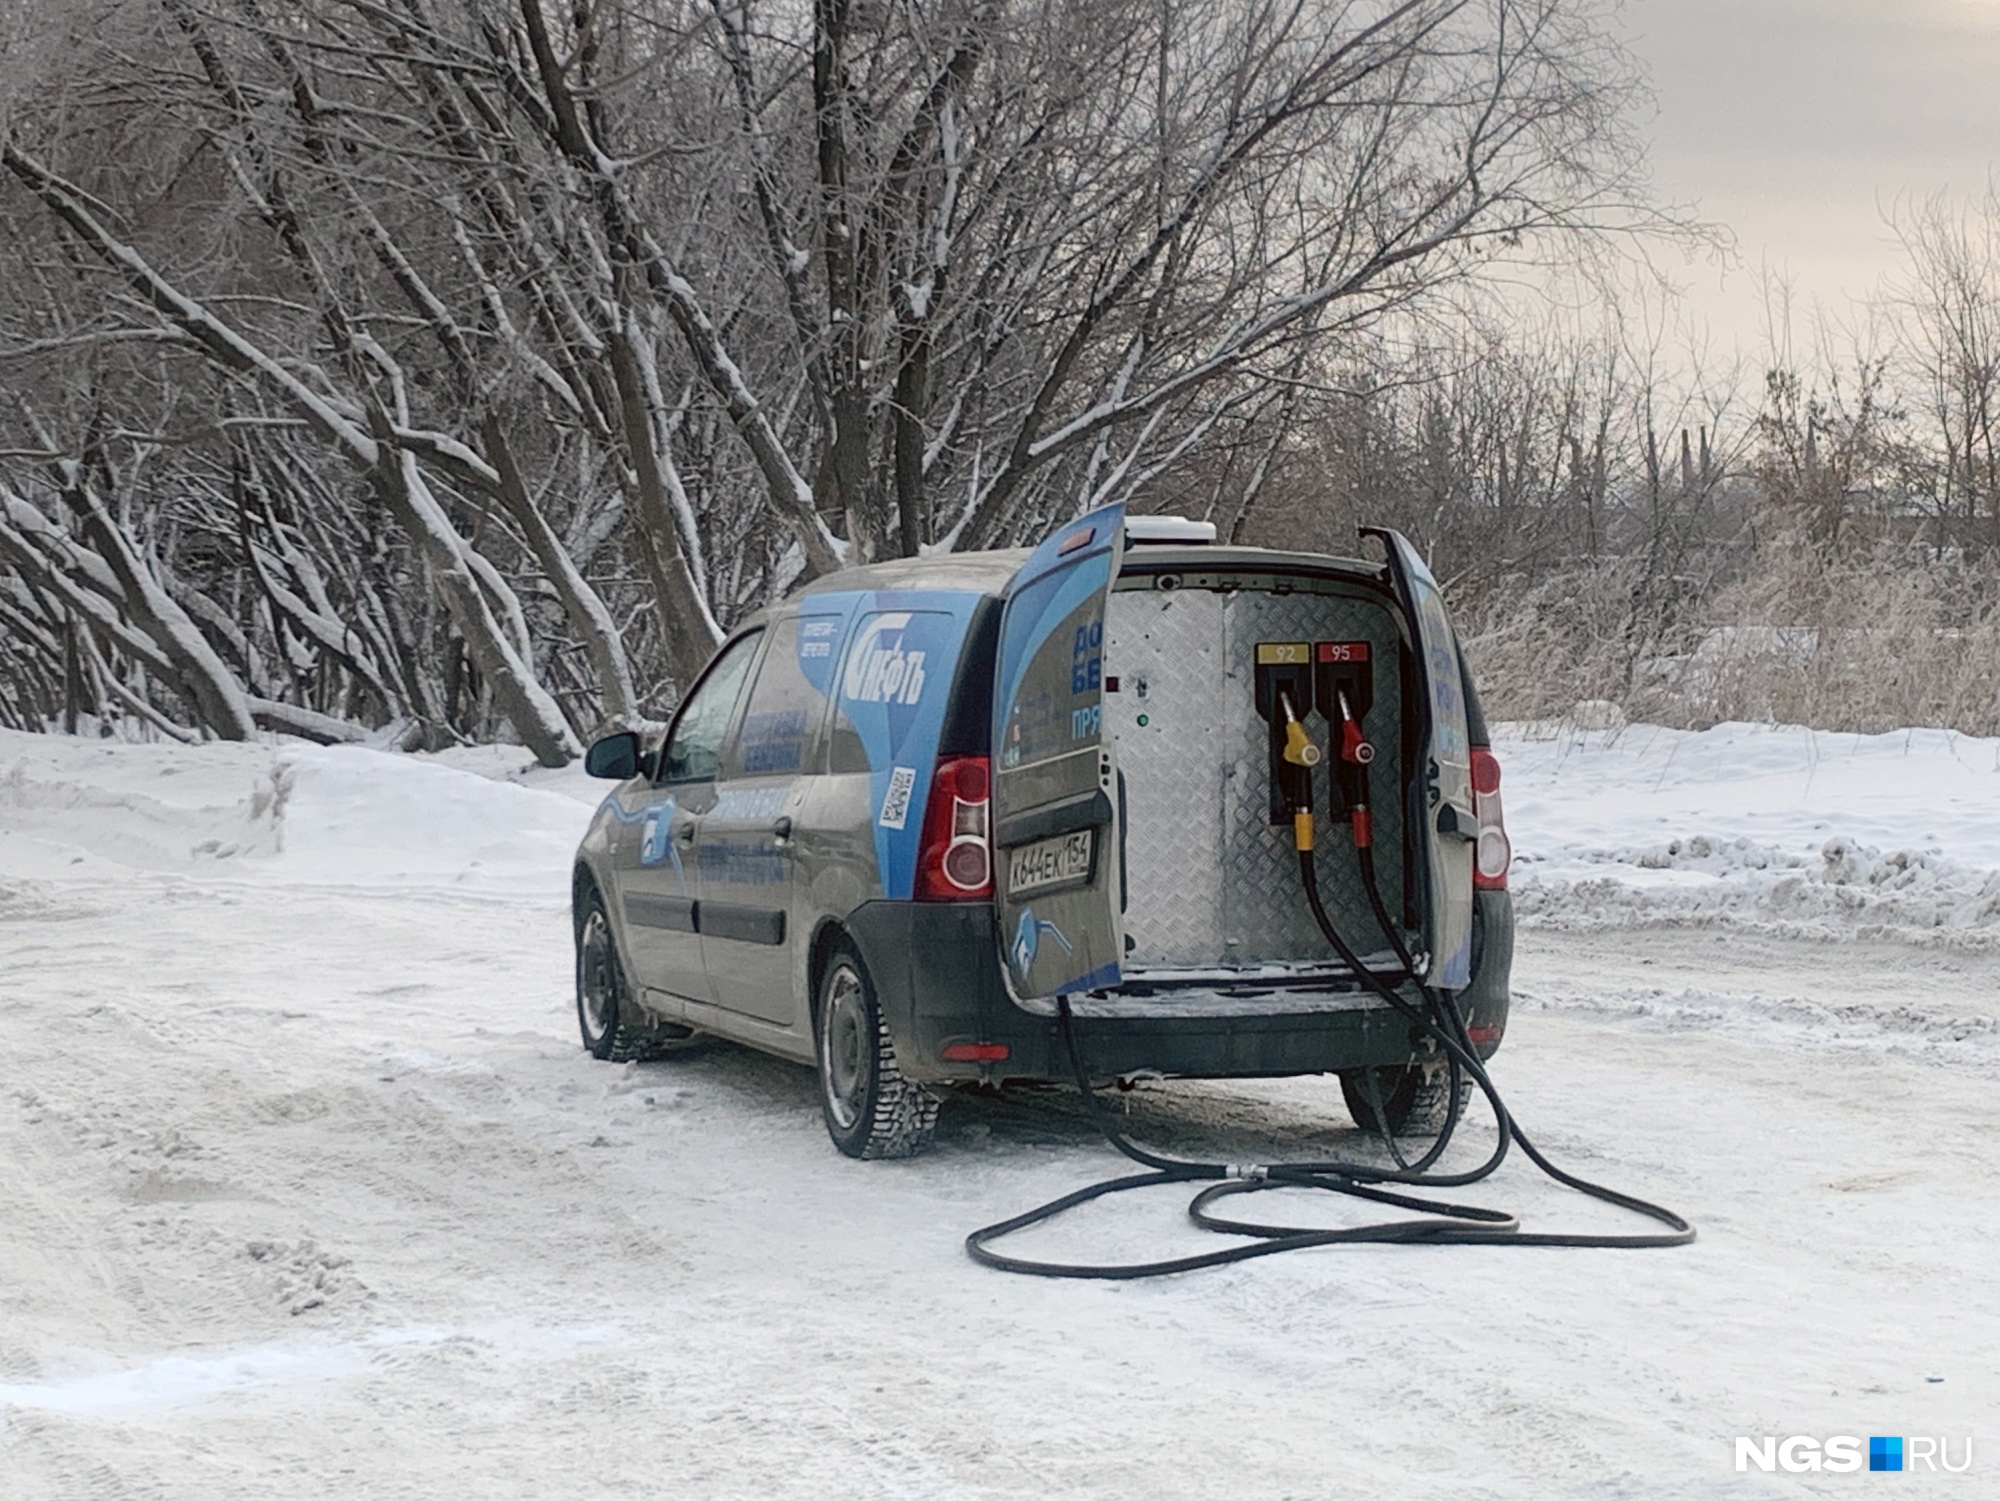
(1137, 714, 1150, 727)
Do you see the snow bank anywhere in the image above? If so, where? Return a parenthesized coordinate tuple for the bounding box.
(272, 746, 598, 902)
(10, 719, 1999, 940)
(0, 729, 598, 906)
(1496, 721, 2000, 947)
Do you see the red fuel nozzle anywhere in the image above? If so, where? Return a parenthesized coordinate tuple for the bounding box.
(1339, 716, 1374, 766)
(1336, 688, 1374, 766)
(1333, 689, 1374, 847)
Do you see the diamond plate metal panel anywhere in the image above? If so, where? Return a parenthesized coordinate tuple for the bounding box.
(1106, 581, 1407, 973)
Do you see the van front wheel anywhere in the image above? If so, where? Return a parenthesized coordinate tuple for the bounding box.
(576, 887, 694, 1062)
(815, 942, 938, 1159)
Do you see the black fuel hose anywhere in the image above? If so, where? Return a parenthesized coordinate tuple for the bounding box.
(964, 847, 1694, 1279)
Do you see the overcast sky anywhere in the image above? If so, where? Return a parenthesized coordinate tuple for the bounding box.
(1619, 0, 2000, 352)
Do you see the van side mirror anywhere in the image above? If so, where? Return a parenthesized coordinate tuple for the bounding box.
(584, 730, 643, 781)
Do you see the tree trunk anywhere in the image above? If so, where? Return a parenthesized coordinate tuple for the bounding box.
(481, 413, 642, 727)
(606, 333, 724, 691)
(367, 426, 580, 767)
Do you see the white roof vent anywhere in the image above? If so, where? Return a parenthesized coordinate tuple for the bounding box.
(1124, 515, 1217, 545)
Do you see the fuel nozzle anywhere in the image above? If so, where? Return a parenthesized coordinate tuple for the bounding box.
(1281, 694, 1322, 770)
(1280, 690, 1319, 851)
(1254, 643, 1318, 842)
(1315, 642, 1376, 849)
(1337, 709, 1374, 771)
(1332, 688, 1375, 848)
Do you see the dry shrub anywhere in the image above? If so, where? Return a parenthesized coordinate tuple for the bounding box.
(1461, 540, 2000, 735)
(1456, 561, 1657, 722)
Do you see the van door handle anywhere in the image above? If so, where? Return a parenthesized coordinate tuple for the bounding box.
(675, 823, 697, 844)
(769, 816, 793, 841)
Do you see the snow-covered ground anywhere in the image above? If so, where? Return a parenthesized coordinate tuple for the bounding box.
(2, 722, 1996, 1498)
(1500, 722, 2000, 950)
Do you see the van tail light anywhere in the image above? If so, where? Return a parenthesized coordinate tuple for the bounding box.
(1470, 746, 1510, 891)
(914, 755, 993, 901)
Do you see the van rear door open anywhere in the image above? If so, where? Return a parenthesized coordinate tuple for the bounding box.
(991, 504, 1126, 1001)
(1364, 527, 1476, 989)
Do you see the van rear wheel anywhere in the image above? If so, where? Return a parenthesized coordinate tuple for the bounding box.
(1339, 1061, 1467, 1137)
(815, 941, 938, 1159)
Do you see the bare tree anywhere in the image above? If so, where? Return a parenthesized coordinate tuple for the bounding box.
(1888, 187, 2000, 551)
(1, 0, 1670, 750)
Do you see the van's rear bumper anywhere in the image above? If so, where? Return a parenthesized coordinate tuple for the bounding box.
(846, 890, 1513, 1086)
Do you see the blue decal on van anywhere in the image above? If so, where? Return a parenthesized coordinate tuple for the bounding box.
(1050, 961, 1121, 995)
(1009, 907, 1073, 977)
(995, 553, 1113, 748)
(637, 796, 687, 893)
(829, 592, 984, 899)
(700, 838, 787, 885)
(710, 786, 790, 820)
(993, 504, 1124, 768)
(796, 600, 864, 696)
(738, 706, 810, 773)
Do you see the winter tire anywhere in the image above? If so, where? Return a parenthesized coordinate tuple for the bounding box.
(1339, 1061, 1468, 1137)
(815, 940, 938, 1159)
(575, 885, 693, 1062)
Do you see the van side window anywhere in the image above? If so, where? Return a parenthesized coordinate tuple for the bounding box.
(658, 630, 762, 783)
(828, 669, 869, 776)
(723, 615, 834, 778)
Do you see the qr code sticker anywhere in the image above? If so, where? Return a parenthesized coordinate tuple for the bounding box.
(878, 765, 917, 829)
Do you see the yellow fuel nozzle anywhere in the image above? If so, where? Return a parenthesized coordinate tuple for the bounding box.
(1280, 696, 1322, 768)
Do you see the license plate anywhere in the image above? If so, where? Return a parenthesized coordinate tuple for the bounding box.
(1007, 829, 1095, 895)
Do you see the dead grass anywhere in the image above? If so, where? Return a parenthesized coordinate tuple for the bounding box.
(1461, 542, 2000, 736)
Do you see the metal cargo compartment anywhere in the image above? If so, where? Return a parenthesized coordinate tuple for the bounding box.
(1103, 570, 1409, 982)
